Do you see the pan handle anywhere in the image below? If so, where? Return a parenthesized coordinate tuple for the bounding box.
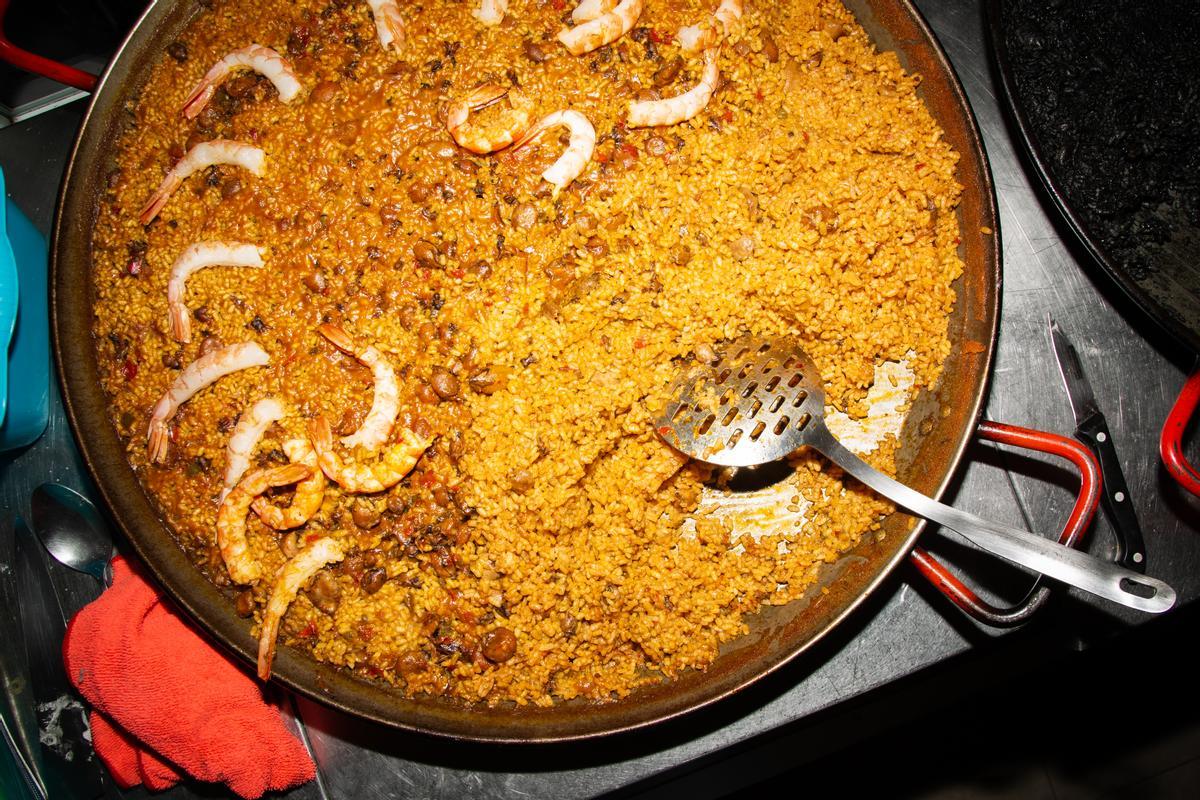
(1160, 368, 1200, 499)
(910, 419, 1102, 626)
(0, 0, 98, 92)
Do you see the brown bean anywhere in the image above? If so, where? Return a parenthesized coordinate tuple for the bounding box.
(361, 568, 387, 595)
(430, 367, 460, 399)
(167, 40, 189, 62)
(287, 25, 310, 56)
(352, 500, 382, 529)
(672, 243, 693, 266)
(482, 627, 517, 662)
(311, 80, 338, 103)
(822, 21, 847, 40)
(280, 533, 300, 558)
(523, 39, 550, 63)
(453, 158, 479, 175)
(645, 135, 669, 157)
(508, 468, 534, 493)
(585, 235, 608, 257)
(468, 367, 502, 394)
(197, 334, 223, 358)
(731, 234, 756, 259)
(225, 73, 257, 97)
(407, 182, 433, 204)
(733, 40, 752, 58)
(413, 239, 440, 268)
(305, 570, 341, 615)
(652, 56, 683, 87)
(416, 383, 441, 405)
(761, 33, 779, 63)
(303, 270, 328, 294)
(512, 202, 538, 230)
(576, 213, 598, 233)
(235, 590, 255, 617)
(220, 177, 243, 199)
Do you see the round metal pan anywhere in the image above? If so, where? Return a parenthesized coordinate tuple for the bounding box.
(51, 0, 999, 741)
(988, 0, 1200, 356)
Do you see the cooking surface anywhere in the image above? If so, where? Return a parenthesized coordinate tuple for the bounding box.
(1, 0, 1198, 797)
(991, 0, 1200, 354)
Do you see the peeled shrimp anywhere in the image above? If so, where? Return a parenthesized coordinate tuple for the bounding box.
(446, 83, 533, 154)
(627, 47, 721, 128)
(217, 463, 310, 585)
(257, 536, 346, 680)
(308, 416, 429, 494)
(168, 242, 264, 343)
(473, 0, 508, 25)
(181, 44, 302, 120)
(367, 0, 405, 52)
(557, 0, 643, 56)
(252, 439, 326, 530)
(147, 342, 270, 463)
(318, 324, 398, 453)
(221, 397, 285, 503)
(512, 110, 596, 196)
(677, 0, 742, 53)
(140, 140, 266, 225)
(572, 0, 618, 23)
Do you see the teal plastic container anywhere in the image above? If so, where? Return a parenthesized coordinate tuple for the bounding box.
(0, 167, 50, 451)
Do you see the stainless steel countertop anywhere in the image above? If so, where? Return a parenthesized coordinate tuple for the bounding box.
(2, 1, 1198, 797)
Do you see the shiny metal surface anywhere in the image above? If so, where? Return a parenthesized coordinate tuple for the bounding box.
(1, 0, 1199, 797)
(659, 335, 1173, 613)
(30, 484, 114, 586)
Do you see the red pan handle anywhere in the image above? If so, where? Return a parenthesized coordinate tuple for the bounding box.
(910, 419, 1102, 626)
(0, 0, 98, 92)
(1160, 369, 1200, 498)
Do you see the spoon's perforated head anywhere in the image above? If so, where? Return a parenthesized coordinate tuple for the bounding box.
(656, 335, 828, 467)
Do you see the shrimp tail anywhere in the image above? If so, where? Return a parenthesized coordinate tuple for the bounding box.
(170, 301, 192, 344)
(270, 463, 312, 486)
(139, 176, 178, 226)
(182, 82, 217, 120)
(147, 420, 170, 464)
(511, 118, 550, 151)
(316, 323, 355, 354)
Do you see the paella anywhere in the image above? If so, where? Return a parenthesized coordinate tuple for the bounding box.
(90, 0, 964, 706)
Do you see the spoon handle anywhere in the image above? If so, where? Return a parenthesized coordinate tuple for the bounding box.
(808, 425, 1175, 614)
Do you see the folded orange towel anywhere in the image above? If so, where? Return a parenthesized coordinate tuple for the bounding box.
(63, 556, 315, 798)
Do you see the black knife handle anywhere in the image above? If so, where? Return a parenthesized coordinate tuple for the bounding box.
(1075, 414, 1147, 572)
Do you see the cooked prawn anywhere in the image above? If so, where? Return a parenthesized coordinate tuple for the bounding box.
(677, 0, 742, 53)
(308, 416, 429, 493)
(472, 0, 508, 25)
(147, 342, 270, 463)
(367, 0, 405, 52)
(216, 462, 311, 586)
(512, 110, 596, 196)
(556, 0, 643, 56)
(257, 536, 346, 680)
(627, 47, 721, 128)
(221, 397, 285, 503)
(251, 438, 326, 530)
(318, 324, 398, 453)
(140, 140, 266, 225)
(446, 83, 533, 154)
(572, 0, 618, 23)
(168, 242, 264, 343)
(181, 44, 302, 120)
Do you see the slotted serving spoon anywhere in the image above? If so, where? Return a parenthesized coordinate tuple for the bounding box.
(656, 335, 1175, 614)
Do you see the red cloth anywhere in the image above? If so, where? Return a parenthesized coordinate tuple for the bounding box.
(63, 556, 316, 798)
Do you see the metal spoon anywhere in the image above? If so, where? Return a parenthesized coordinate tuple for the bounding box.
(656, 334, 1176, 614)
(29, 484, 113, 587)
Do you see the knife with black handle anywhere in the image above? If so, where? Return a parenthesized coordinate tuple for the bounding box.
(1048, 316, 1148, 572)
(13, 519, 106, 799)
